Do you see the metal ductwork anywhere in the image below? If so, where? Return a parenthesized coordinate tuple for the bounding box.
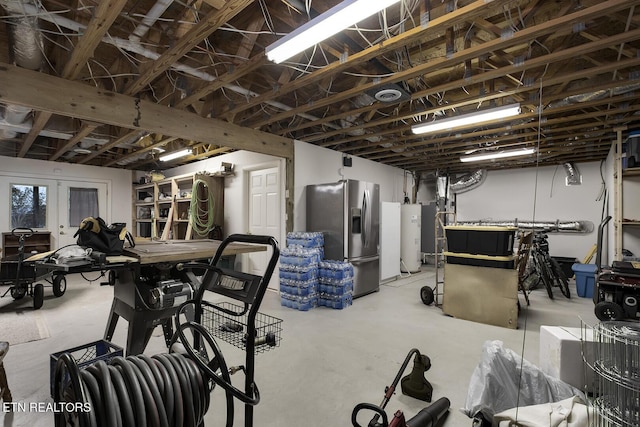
(548, 82, 640, 109)
(456, 219, 594, 233)
(0, 0, 44, 139)
(564, 162, 582, 185)
(450, 170, 486, 194)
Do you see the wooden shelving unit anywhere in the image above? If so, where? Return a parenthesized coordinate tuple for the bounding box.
(2, 231, 51, 258)
(614, 127, 640, 260)
(133, 173, 224, 241)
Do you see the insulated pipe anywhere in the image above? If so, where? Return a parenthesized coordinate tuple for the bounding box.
(455, 219, 594, 233)
(449, 170, 486, 194)
(0, 0, 44, 138)
(129, 0, 174, 42)
(563, 162, 581, 185)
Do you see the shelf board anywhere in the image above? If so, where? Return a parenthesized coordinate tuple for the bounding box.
(135, 183, 155, 190)
(135, 202, 154, 206)
(135, 219, 152, 223)
(622, 221, 640, 226)
(622, 167, 640, 177)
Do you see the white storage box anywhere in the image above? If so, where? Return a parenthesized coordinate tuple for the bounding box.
(539, 326, 595, 392)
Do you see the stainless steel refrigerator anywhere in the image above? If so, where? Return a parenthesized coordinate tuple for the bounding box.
(306, 180, 380, 297)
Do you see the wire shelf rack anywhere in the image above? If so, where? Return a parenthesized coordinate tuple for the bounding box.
(201, 301, 282, 355)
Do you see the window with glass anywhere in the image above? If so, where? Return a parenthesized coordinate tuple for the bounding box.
(68, 187, 99, 226)
(11, 184, 47, 229)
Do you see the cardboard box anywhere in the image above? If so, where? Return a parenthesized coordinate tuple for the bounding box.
(539, 326, 595, 392)
(442, 263, 518, 329)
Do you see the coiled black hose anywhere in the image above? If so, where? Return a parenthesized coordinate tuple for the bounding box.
(53, 351, 210, 427)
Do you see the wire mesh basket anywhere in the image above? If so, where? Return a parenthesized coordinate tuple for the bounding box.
(200, 301, 282, 354)
(590, 321, 640, 426)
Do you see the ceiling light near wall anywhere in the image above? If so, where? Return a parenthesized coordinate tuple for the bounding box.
(460, 147, 536, 163)
(411, 104, 522, 135)
(265, 0, 401, 64)
(160, 148, 192, 162)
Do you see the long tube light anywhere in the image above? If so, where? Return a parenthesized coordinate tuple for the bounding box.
(265, 0, 401, 64)
(160, 148, 192, 162)
(411, 104, 522, 135)
(460, 147, 536, 163)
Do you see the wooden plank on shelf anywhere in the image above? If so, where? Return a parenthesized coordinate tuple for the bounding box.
(160, 197, 175, 240)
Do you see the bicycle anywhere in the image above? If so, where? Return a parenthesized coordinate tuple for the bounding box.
(522, 232, 571, 299)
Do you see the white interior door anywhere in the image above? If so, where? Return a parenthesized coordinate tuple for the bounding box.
(57, 180, 108, 248)
(248, 167, 281, 290)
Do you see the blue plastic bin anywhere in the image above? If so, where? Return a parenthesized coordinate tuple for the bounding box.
(572, 263, 597, 298)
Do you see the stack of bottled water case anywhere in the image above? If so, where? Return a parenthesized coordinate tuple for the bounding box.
(279, 232, 324, 311)
(318, 260, 354, 309)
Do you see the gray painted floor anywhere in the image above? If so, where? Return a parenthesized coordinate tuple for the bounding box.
(0, 266, 598, 426)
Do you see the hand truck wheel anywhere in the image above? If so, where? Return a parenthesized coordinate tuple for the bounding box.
(420, 286, 435, 306)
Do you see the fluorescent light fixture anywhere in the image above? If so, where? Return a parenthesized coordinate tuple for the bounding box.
(411, 104, 521, 135)
(160, 148, 191, 162)
(265, 0, 401, 64)
(460, 147, 536, 163)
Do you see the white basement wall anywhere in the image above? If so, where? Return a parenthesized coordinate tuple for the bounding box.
(159, 150, 286, 241)
(454, 161, 610, 262)
(158, 141, 408, 281)
(293, 140, 407, 230)
(159, 141, 408, 236)
(0, 156, 132, 249)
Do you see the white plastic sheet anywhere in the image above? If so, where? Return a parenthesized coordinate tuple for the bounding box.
(463, 340, 586, 423)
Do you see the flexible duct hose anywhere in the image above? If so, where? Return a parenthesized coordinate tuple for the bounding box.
(53, 352, 210, 427)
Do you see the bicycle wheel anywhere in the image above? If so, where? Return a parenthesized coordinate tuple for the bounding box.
(533, 252, 554, 299)
(549, 257, 571, 298)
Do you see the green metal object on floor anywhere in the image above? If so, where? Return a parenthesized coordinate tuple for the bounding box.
(401, 352, 433, 402)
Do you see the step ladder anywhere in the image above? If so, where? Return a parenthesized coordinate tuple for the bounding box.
(433, 211, 456, 307)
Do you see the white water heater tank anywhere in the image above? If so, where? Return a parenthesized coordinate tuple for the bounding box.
(400, 204, 422, 273)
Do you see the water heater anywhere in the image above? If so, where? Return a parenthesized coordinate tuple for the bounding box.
(401, 204, 422, 273)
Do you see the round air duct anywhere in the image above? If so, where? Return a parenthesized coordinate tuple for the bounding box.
(375, 88, 403, 102)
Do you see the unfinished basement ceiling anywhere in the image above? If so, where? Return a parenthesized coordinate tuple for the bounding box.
(0, 0, 639, 174)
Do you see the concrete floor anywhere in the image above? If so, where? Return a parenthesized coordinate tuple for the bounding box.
(0, 266, 598, 427)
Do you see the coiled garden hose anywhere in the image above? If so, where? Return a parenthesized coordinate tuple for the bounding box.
(189, 178, 215, 236)
(53, 351, 210, 427)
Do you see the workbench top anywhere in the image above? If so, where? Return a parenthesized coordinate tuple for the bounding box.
(124, 239, 266, 265)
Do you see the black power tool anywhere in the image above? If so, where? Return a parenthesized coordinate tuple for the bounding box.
(351, 348, 450, 427)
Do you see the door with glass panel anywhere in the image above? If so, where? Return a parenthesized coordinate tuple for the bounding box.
(57, 181, 107, 248)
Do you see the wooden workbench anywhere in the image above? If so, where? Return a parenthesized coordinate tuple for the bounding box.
(123, 239, 266, 264)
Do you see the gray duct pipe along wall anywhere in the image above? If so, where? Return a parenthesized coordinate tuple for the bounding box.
(0, 0, 43, 138)
(450, 170, 487, 194)
(456, 219, 594, 233)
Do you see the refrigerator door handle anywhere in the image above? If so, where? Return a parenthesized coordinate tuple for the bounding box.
(362, 189, 369, 247)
